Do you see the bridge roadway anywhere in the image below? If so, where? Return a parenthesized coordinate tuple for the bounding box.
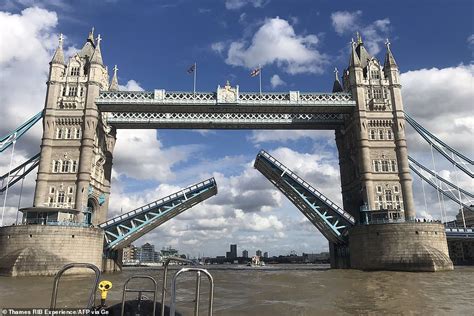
(96, 90, 355, 129)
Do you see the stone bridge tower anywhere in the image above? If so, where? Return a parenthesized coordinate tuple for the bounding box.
(335, 36, 415, 223)
(33, 30, 117, 225)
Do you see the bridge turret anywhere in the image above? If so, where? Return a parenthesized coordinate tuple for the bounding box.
(33, 29, 115, 227)
(337, 34, 415, 222)
(332, 68, 343, 93)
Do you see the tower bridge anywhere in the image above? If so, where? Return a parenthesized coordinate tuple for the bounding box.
(0, 29, 473, 276)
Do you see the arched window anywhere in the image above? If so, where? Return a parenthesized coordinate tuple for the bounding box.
(53, 160, 61, 173)
(391, 160, 397, 172)
(57, 192, 65, 204)
(370, 130, 376, 140)
(71, 160, 78, 173)
(65, 128, 71, 139)
(75, 127, 81, 139)
(382, 160, 389, 172)
(61, 160, 69, 173)
(387, 130, 393, 140)
(379, 130, 384, 140)
(57, 128, 63, 139)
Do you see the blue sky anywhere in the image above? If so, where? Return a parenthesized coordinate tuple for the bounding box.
(0, 0, 473, 258)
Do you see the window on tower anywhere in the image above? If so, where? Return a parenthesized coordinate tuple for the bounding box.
(373, 88, 383, 99)
(53, 160, 61, 173)
(68, 86, 77, 97)
(65, 128, 72, 139)
(70, 67, 80, 76)
(56, 128, 63, 139)
(57, 192, 65, 204)
(371, 70, 380, 79)
(61, 160, 70, 173)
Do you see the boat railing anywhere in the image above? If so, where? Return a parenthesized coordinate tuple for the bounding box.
(50, 263, 101, 309)
(161, 257, 201, 316)
(170, 267, 214, 316)
(120, 275, 158, 316)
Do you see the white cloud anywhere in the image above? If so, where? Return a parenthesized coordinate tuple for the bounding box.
(224, 0, 267, 10)
(249, 130, 334, 145)
(401, 65, 474, 155)
(331, 10, 390, 55)
(331, 10, 361, 35)
(401, 65, 474, 220)
(270, 74, 285, 88)
(118, 80, 144, 91)
(210, 41, 225, 55)
(0, 7, 66, 226)
(225, 17, 329, 74)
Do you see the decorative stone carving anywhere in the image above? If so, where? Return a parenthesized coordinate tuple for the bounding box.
(217, 81, 239, 104)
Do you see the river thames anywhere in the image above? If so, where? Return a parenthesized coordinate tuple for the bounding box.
(1, 264, 473, 315)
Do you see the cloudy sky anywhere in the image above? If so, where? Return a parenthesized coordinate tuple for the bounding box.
(0, 0, 472, 258)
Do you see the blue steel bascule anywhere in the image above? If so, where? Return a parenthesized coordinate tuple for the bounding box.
(0, 29, 473, 276)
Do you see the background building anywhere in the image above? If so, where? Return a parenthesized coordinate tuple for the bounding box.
(242, 250, 248, 258)
(256, 250, 262, 257)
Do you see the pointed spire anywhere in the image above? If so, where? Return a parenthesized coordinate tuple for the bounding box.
(88, 27, 95, 45)
(349, 40, 361, 67)
(109, 65, 119, 91)
(51, 33, 65, 65)
(383, 38, 398, 69)
(90, 34, 103, 65)
(332, 67, 343, 93)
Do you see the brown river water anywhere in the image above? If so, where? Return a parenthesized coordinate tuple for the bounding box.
(0, 264, 473, 315)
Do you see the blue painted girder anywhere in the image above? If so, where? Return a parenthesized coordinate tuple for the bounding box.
(0, 153, 40, 193)
(0, 111, 43, 153)
(99, 178, 217, 251)
(254, 150, 355, 245)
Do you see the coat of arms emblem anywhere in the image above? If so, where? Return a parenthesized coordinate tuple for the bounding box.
(217, 81, 239, 104)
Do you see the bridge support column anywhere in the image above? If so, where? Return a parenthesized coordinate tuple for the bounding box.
(329, 243, 350, 269)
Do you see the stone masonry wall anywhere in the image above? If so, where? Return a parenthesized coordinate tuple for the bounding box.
(349, 222, 453, 271)
(0, 225, 104, 276)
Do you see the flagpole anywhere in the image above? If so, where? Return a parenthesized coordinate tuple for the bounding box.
(259, 64, 262, 95)
(193, 62, 197, 94)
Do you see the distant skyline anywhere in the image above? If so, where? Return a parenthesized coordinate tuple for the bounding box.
(0, 0, 472, 257)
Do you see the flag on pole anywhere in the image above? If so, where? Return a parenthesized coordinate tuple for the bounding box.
(187, 64, 196, 74)
(250, 67, 261, 77)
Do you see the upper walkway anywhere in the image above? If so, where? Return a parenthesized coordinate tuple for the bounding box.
(96, 87, 355, 129)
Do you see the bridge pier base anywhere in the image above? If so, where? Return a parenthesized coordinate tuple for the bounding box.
(348, 222, 453, 272)
(0, 225, 104, 276)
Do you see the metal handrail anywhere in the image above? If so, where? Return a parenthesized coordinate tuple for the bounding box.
(121, 275, 158, 316)
(170, 268, 214, 316)
(161, 257, 200, 316)
(99, 178, 215, 228)
(50, 263, 101, 309)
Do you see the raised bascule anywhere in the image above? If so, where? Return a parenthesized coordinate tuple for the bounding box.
(0, 30, 472, 276)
